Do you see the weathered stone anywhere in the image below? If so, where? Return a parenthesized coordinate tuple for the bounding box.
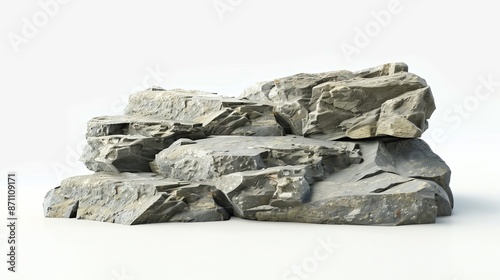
(125, 88, 284, 136)
(44, 62, 454, 226)
(241, 70, 355, 135)
(383, 139, 453, 210)
(213, 165, 314, 218)
(354, 62, 409, 78)
(208, 138, 452, 225)
(255, 175, 441, 225)
(324, 139, 453, 208)
(43, 172, 231, 224)
(80, 115, 206, 173)
(241, 62, 435, 139)
(150, 135, 362, 181)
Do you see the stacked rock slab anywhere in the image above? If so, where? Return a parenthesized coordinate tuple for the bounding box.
(231, 139, 452, 225)
(81, 115, 206, 172)
(242, 62, 434, 140)
(125, 88, 284, 136)
(44, 62, 453, 226)
(44, 172, 231, 224)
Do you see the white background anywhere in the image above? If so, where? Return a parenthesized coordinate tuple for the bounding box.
(1, 0, 499, 279)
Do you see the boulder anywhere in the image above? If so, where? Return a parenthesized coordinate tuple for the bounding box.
(43, 172, 231, 225)
(241, 62, 435, 139)
(125, 88, 284, 136)
(209, 138, 452, 225)
(44, 62, 454, 226)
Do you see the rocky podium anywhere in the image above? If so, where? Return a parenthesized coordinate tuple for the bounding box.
(44, 62, 453, 226)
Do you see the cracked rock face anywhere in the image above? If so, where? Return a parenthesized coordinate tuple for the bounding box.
(44, 62, 453, 226)
(217, 139, 452, 225)
(125, 88, 284, 136)
(150, 136, 361, 181)
(80, 115, 206, 173)
(242, 62, 435, 140)
(44, 172, 231, 225)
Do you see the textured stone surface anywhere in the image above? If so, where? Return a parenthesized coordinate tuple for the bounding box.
(80, 115, 206, 173)
(45, 62, 454, 226)
(125, 88, 284, 136)
(255, 176, 441, 225)
(43, 172, 231, 225)
(213, 165, 315, 218)
(151, 136, 362, 181)
(242, 62, 435, 140)
(209, 138, 452, 225)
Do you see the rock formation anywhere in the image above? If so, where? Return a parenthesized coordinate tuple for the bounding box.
(242, 62, 434, 140)
(44, 62, 453, 226)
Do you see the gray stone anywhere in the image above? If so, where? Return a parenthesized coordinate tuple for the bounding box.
(125, 88, 284, 136)
(43, 172, 231, 225)
(255, 175, 441, 225)
(213, 165, 314, 218)
(241, 62, 435, 139)
(150, 135, 362, 181)
(354, 62, 409, 78)
(80, 115, 206, 173)
(44, 62, 454, 226)
(383, 139, 453, 211)
(207, 138, 452, 225)
(325, 138, 453, 209)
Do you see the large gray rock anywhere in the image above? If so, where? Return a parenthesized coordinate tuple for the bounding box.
(241, 62, 435, 140)
(255, 175, 441, 225)
(207, 138, 452, 225)
(125, 88, 284, 136)
(44, 62, 454, 226)
(80, 115, 206, 172)
(43, 172, 231, 225)
(150, 136, 362, 181)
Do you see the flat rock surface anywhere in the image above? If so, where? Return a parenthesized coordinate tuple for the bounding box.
(43, 172, 231, 225)
(151, 135, 362, 181)
(125, 88, 284, 136)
